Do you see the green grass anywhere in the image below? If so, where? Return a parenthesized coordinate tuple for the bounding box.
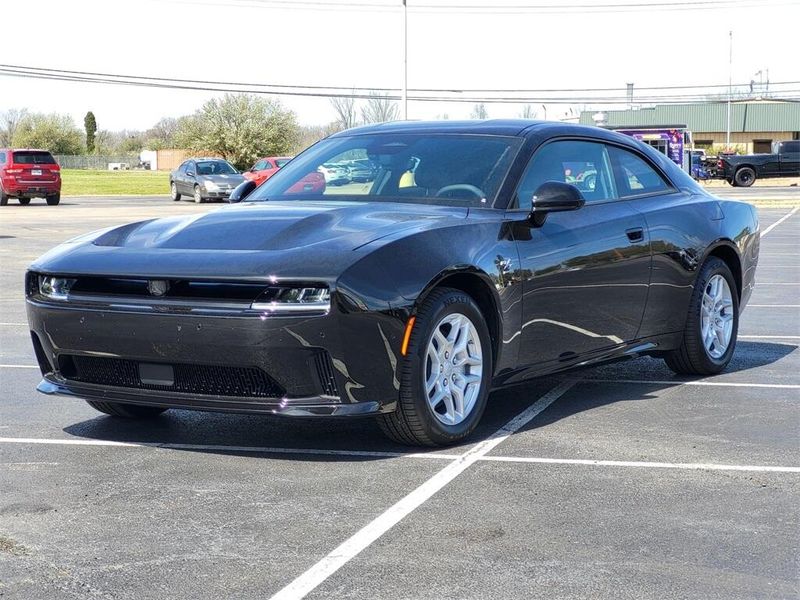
(61, 169, 170, 196)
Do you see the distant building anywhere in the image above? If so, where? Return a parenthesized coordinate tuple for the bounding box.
(579, 99, 800, 154)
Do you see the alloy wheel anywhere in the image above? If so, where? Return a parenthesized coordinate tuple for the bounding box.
(701, 274, 734, 359)
(424, 312, 483, 426)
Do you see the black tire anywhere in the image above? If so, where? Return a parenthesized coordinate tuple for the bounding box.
(193, 185, 203, 203)
(18, 198, 31, 206)
(727, 177, 736, 187)
(0, 187, 8, 206)
(46, 193, 60, 206)
(377, 287, 493, 447)
(86, 400, 168, 418)
(664, 257, 739, 375)
(170, 181, 181, 201)
(734, 167, 756, 187)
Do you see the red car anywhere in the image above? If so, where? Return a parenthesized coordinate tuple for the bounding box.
(242, 156, 292, 186)
(0, 149, 61, 206)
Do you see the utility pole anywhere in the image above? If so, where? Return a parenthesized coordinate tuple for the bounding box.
(402, 0, 408, 120)
(726, 30, 732, 148)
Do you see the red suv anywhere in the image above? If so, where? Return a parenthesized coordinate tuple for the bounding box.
(0, 149, 62, 206)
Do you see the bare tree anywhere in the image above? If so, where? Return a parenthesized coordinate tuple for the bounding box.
(330, 94, 359, 130)
(519, 104, 536, 119)
(361, 92, 400, 124)
(470, 103, 489, 120)
(0, 108, 28, 146)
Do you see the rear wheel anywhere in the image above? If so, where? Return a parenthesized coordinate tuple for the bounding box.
(377, 287, 492, 447)
(86, 400, 168, 418)
(194, 185, 203, 203)
(18, 198, 31, 206)
(664, 257, 738, 375)
(0, 187, 8, 206)
(734, 167, 756, 187)
(170, 182, 181, 201)
(46, 193, 60, 206)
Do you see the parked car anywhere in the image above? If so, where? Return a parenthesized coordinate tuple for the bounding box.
(0, 149, 61, 206)
(718, 140, 800, 186)
(243, 156, 293, 186)
(318, 162, 350, 185)
(26, 121, 759, 447)
(169, 158, 244, 203)
(345, 159, 378, 183)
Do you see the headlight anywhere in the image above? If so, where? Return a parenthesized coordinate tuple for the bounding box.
(251, 285, 331, 314)
(38, 276, 76, 300)
(203, 180, 219, 191)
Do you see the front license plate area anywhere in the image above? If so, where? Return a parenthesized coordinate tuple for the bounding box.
(138, 363, 175, 387)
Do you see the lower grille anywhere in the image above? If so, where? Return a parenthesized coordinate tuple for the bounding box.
(62, 355, 285, 398)
(313, 351, 339, 397)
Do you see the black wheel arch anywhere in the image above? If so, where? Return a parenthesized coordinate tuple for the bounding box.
(700, 240, 743, 300)
(413, 267, 503, 375)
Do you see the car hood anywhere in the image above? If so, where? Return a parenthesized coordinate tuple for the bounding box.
(199, 173, 244, 185)
(30, 201, 468, 280)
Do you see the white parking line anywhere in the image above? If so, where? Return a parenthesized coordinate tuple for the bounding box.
(0, 364, 37, 369)
(746, 305, 800, 308)
(0, 322, 26, 326)
(0, 437, 460, 461)
(268, 380, 577, 600)
(762, 207, 798, 236)
(480, 456, 800, 473)
(738, 335, 800, 340)
(583, 379, 800, 389)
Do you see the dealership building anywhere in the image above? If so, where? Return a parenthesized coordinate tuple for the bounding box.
(579, 99, 800, 154)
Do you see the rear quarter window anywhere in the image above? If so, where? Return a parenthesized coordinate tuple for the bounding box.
(12, 151, 57, 165)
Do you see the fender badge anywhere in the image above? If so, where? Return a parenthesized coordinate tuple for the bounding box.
(148, 280, 170, 297)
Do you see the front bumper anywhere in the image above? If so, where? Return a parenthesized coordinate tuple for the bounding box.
(26, 294, 402, 418)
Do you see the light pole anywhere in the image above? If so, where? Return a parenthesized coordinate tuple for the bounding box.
(402, 0, 408, 120)
(726, 30, 732, 148)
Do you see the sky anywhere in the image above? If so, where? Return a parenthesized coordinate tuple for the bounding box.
(1, 0, 798, 132)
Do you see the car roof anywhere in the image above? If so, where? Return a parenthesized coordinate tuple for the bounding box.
(329, 119, 627, 141)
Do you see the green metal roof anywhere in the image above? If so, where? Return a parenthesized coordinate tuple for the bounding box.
(579, 101, 800, 132)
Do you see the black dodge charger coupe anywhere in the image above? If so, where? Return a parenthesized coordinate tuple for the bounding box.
(26, 121, 759, 446)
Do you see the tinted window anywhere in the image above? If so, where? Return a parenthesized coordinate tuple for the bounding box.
(780, 141, 800, 153)
(275, 158, 291, 167)
(253, 160, 269, 170)
(247, 134, 522, 207)
(12, 151, 56, 165)
(196, 160, 237, 175)
(608, 146, 671, 197)
(515, 140, 617, 207)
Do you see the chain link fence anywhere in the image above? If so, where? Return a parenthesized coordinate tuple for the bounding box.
(54, 155, 142, 170)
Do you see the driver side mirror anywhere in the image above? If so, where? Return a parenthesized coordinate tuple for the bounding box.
(528, 181, 585, 227)
(228, 179, 257, 203)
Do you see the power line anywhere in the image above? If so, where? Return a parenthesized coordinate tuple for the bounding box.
(3, 67, 798, 105)
(2, 64, 798, 96)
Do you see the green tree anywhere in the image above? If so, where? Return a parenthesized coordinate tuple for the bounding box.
(12, 113, 84, 155)
(84, 111, 97, 153)
(176, 94, 299, 170)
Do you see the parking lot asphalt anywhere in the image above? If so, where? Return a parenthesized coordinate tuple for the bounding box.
(0, 194, 798, 599)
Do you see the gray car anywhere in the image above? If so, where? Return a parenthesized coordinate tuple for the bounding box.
(170, 158, 245, 203)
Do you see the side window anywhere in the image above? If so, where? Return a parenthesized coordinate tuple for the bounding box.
(178, 162, 188, 174)
(253, 160, 268, 170)
(607, 146, 672, 197)
(515, 140, 617, 208)
(0, 151, 6, 164)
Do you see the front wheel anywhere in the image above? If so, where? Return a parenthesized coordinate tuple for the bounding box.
(86, 400, 168, 418)
(193, 185, 203, 203)
(377, 287, 492, 447)
(170, 182, 181, 201)
(664, 257, 739, 375)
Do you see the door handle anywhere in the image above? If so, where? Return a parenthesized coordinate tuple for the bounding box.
(626, 227, 644, 243)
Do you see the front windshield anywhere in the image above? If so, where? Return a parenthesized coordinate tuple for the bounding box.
(197, 160, 237, 175)
(246, 133, 523, 207)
